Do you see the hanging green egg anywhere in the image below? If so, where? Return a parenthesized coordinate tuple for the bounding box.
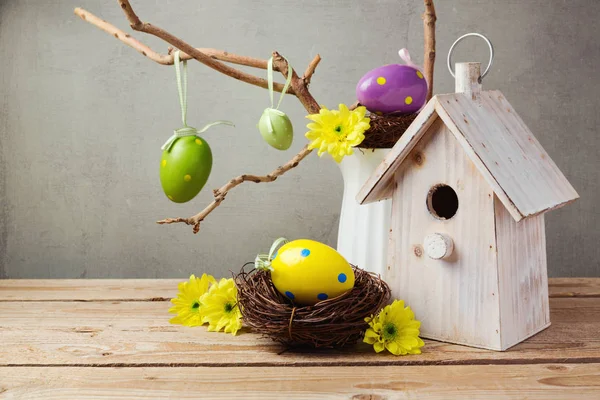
(258, 108, 293, 150)
(160, 136, 212, 203)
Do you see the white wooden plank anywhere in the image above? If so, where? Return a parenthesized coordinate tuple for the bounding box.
(437, 91, 579, 219)
(357, 99, 438, 204)
(387, 120, 502, 349)
(433, 98, 525, 222)
(495, 196, 550, 349)
(2, 364, 600, 399)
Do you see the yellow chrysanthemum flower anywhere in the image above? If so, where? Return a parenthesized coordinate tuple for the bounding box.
(305, 104, 370, 163)
(168, 274, 216, 327)
(200, 278, 243, 335)
(363, 299, 424, 355)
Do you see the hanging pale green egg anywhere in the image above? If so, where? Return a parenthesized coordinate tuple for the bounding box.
(160, 136, 212, 203)
(257, 108, 293, 150)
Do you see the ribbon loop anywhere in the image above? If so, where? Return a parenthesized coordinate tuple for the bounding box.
(255, 237, 289, 271)
(162, 51, 234, 152)
(267, 56, 293, 110)
(398, 48, 429, 95)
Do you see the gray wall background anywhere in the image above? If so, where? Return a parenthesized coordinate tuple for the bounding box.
(0, 0, 598, 278)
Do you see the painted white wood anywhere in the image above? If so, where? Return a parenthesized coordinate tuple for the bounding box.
(455, 62, 482, 100)
(337, 148, 391, 274)
(360, 91, 578, 221)
(387, 120, 502, 350)
(424, 233, 454, 260)
(357, 100, 438, 204)
(494, 195, 551, 350)
(436, 91, 579, 220)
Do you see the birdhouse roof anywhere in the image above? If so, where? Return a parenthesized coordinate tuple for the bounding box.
(357, 90, 579, 222)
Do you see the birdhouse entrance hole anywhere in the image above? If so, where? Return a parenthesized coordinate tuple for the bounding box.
(427, 184, 459, 220)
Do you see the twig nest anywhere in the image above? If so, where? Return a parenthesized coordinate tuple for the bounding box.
(235, 265, 391, 348)
(359, 112, 418, 149)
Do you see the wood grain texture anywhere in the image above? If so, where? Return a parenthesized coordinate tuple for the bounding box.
(357, 100, 438, 204)
(2, 364, 600, 400)
(0, 278, 594, 301)
(455, 62, 482, 100)
(496, 196, 550, 349)
(0, 297, 599, 367)
(549, 278, 600, 298)
(436, 91, 579, 221)
(359, 91, 579, 221)
(0, 279, 181, 301)
(387, 121, 502, 349)
(0, 279, 598, 398)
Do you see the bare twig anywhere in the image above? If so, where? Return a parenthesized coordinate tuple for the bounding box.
(423, 0, 437, 101)
(75, 7, 269, 68)
(77, 2, 292, 93)
(303, 54, 322, 86)
(77, 0, 322, 233)
(157, 146, 313, 233)
(76, 0, 433, 234)
(166, 47, 267, 69)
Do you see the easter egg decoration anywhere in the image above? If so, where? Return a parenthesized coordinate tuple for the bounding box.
(256, 57, 294, 150)
(356, 48, 428, 114)
(255, 238, 355, 305)
(160, 51, 234, 203)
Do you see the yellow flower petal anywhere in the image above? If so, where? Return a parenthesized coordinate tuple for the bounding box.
(199, 278, 242, 335)
(304, 104, 369, 163)
(169, 274, 216, 327)
(374, 341, 385, 353)
(362, 299, 424, 356)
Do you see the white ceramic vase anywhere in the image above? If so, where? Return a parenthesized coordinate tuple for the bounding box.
(336, 148, 392, 275)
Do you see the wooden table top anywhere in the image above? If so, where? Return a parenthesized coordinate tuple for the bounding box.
(0, 278, 598, 399)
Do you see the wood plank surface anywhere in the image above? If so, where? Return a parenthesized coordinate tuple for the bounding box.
(0, 279, 181, 301)
(548, 278, 600, 298)
(1, 278, 598, 301)
(1, 297, 599, 367)
(0, 279, 598, 399)
(1, 364, 599, 399)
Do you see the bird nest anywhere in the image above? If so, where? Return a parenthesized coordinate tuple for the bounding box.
(234, 264, 391, 349)
(358, 112, 418, 148)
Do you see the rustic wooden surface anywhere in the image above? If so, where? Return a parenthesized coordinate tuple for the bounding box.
(0, 278, 599, 399)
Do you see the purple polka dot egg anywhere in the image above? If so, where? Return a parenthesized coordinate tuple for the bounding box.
(356, 49, 428, 114)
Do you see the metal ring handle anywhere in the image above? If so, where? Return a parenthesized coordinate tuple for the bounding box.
(447, 33, 494, 81)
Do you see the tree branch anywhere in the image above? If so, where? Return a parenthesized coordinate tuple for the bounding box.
(75, 8, 269, 69)
(157, 146, 313, 233)
(96, 0, 322, 233)
(76, 3, 292, 93)
(423, 0, 437, 101)
(116, 0, 294, 93)
(303, 54, 322, 86)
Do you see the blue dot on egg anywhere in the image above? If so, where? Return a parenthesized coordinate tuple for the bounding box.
(285, 291, 295, 300)
(317, 293, 328, 301)
(272, 251, 277, 260)
(338, 273, 347, 283)
(301, 249, 311, 257)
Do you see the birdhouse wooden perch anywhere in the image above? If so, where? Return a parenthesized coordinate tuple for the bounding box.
(357, 59, 579, 351)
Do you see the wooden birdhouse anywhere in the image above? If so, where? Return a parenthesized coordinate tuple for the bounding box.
(357, 62, 579, 351)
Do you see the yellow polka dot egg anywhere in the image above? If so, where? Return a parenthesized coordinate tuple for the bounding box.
(160, 135, 212, 203)
(270, 239, 355, 305)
